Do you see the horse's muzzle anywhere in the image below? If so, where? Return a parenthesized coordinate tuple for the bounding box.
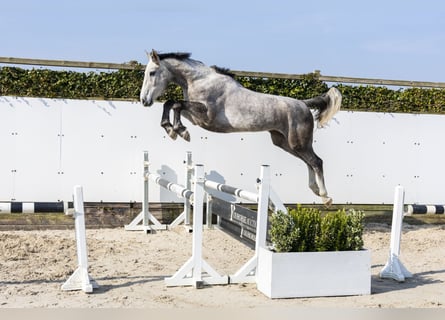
(141, 98, 153, 107)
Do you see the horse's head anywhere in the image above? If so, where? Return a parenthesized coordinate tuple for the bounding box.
(140, 49, 171, 107)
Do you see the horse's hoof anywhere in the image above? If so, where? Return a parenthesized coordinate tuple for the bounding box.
(174, 126, 190, 141)
(180, 130, 191, 142)
(322, 197, 332, 207)
(167, 129, 178, 140)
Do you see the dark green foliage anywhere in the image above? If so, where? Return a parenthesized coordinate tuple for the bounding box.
(236, 73, 328, 100)
(316, 209, 364, 251)
(0, 66, 145, 100)
(269, 205, 321, 252)
(1, 65, 445, 114)
(336, 84, 445, 114)
(268, 209, 299, 253)
(269, 207, 364, 253)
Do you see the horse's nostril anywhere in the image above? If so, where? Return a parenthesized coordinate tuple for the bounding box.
(141, 98, 149, 107)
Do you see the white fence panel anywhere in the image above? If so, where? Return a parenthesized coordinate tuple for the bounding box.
(1, 96, 445, 204)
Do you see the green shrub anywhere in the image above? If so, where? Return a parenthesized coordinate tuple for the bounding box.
(269, 207, 364, 252)
(2, 65, 445, 114)
(345, 209, 365, 251)
(268, 209, 299, 253)
(269, 205, 321, 252)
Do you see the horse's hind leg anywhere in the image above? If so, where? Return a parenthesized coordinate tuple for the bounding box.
(161, 101, 177, 140)
(306, 164, 320, 196)
(270, 130, 332, 206)
(298, 148, 331, 206)
(288, 117, 332, 205)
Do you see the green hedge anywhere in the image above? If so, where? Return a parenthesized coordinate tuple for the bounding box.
(269, 206, 364, 253)
(1, 65, 445, 114)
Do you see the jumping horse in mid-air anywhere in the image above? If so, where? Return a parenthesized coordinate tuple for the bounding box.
(140, 50, 341, 205)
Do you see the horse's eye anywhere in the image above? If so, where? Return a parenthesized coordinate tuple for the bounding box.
(149, 71, 156, 77)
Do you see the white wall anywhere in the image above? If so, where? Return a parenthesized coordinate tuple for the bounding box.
(1, 96, 444, 204)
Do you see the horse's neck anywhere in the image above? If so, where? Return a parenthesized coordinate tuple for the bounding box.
(164, 59, 208, 97)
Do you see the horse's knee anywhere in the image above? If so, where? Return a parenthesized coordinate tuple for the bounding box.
(171, 102, 183, 110)
(164, 100, 175, 108)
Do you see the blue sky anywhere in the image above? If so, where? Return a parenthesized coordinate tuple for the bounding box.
(1, 0, 444, 82)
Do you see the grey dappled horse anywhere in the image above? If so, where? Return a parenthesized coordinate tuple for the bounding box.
(140, 50, 341, 205)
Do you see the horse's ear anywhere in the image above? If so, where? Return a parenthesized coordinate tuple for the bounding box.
(150, 49, 160, 65)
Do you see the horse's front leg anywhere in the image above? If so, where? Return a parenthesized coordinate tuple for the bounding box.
(171, 101, 208, 142)
(161, 100, 177, 140)
(172, 102, 190, 142)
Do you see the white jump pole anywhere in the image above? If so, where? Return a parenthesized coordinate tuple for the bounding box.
(61, 185, 98, 293)
(379, 186, 413, 282)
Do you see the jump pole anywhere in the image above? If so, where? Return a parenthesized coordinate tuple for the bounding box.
(61, 185, 98, 293)
(379, 186, 413, 282)
(165, 164, 228, 288)
(0, 201, 69, 213)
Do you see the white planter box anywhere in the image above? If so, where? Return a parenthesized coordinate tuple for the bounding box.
(257, 247, 371, 299)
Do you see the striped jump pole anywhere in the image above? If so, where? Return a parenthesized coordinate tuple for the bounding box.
(148, 172, 194, 201)
(0, 202, 68, 213)
(406, 204, 445, 215)
(204, 180, 259, 203)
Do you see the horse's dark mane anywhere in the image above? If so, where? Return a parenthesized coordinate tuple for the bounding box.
(157, 51, 235, 78)
(158, 52, 192, 61)
(211, 65, 235, 78)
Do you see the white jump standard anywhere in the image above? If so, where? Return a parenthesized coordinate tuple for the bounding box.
(124, 151, 168, 232)
(165, 164, 284, 286)
(62, 185, 98, 293)
(379, 186, 413, 282)
(164, 164, 229, 288)
(380, 185, 444, 282)
(125, 151, 193, 232)
(129, 151, 286, 288)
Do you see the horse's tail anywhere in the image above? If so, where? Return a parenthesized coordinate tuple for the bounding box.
(304, 87, 342, 128)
